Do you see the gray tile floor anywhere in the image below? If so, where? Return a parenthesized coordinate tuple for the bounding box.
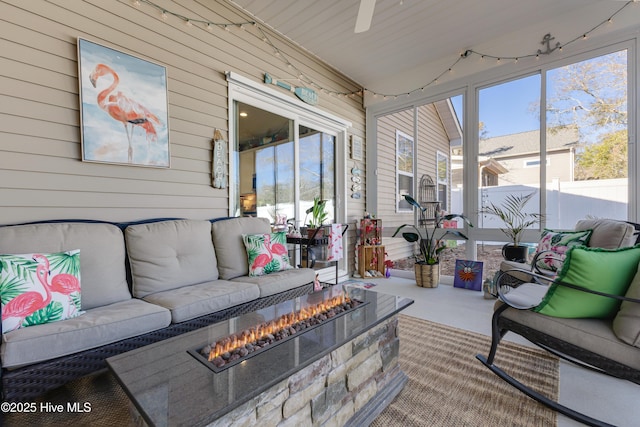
(364, 272, 638, 427)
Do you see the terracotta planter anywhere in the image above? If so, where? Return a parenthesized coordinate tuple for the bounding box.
(415, 263, 439, 288)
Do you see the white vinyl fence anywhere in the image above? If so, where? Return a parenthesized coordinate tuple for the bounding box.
(451, 178, 628, 230)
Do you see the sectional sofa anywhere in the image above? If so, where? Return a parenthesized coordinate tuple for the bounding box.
(0, 217, 316, 402)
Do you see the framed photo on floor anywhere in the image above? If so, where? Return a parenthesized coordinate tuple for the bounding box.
(77, 38, 170, 167)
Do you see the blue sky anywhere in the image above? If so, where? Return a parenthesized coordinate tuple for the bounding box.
(450, 75, 541, 138)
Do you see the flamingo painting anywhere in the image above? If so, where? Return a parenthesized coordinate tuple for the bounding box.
(78, 38, 169, 167)
(89, 63, 162, 164)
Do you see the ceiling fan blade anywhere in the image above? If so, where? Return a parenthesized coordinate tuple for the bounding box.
(354, 0, 376, 33)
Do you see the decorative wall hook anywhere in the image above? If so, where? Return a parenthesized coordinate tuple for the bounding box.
(537, 33, 560, 56)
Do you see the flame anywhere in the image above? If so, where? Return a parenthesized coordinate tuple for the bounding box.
(208, 294, 349, 361)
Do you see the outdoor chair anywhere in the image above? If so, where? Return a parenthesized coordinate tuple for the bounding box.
(499, 218, 640, 286)
(476, 244, 640, 427)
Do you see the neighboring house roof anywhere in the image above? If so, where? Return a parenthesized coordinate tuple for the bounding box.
(479, 127, 579, 158)
(435, 100, 462, 147)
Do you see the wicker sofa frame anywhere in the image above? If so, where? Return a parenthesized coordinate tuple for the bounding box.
(1, 282, 314, 402)
(0, 217, 323, 402)
(476, 270, 640, 427)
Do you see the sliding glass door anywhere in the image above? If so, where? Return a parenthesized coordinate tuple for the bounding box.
(299, 125, 335, 225)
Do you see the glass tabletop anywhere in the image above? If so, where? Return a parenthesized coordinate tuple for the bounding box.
(107, 286, 413, 427)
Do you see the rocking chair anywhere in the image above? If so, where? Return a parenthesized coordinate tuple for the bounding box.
(476, 245, 640, 427)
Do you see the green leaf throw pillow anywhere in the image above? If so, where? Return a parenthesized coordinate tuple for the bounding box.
(534, 245, 640, 318)
(533, 229, 592, 272)
(242, 232, 293, 277)
(1, 250, 83, 333)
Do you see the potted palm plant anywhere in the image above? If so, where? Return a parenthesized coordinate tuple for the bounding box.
(392, 195, 472, 287)
(479, 191, 543, 262)
(304, 197, 329, 239)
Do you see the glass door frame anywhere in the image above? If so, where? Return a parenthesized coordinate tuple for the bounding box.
(226, 72, 351, 279)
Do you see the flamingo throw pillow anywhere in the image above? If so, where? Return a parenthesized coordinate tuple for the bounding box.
(242, 232, 294, 276)
(533, 229, 592, 273)
(1, 250, 83, 333)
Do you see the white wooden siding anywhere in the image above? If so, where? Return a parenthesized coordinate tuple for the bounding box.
(377, 103, 451, 262)
(0, 0, 364, 232)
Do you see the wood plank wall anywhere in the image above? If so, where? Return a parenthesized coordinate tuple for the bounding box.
(0, 0, 365, 227)
(376, 102, 450, 262)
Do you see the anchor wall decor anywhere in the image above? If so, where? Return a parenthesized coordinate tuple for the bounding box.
(537, 33, 561, 56)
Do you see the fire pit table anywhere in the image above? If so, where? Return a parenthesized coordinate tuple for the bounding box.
(107, 286, 413, 427)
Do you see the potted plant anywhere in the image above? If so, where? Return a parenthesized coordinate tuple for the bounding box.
(392, 195, 472, 287)
(479, 191, 543, 262)
(304, 197, 329, 239)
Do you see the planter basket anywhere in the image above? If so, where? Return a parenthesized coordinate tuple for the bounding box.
(415, 263, 439, 288)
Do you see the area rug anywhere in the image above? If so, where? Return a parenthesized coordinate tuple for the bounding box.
(372, 314, 559, 427)
(4, 315, 558, 427)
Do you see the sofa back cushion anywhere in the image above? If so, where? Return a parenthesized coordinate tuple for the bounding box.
(211, 217, 271, 279)
(574, 218, 636, 249)
(613, 263, 640, 347)
(126, 220, 218, 298)
(0, 222, 131, 310)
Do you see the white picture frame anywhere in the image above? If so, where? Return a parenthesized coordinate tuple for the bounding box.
(78, 38, 170, 167)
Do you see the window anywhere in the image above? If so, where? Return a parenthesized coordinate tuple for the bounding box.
(436, 151, 448, 211)
(299, 125, 336, 223)
(545, 50, 628, 226)
(523, 159, 550, 168)
(236, 102, 295, 220)
(478, 48, 629, 239)
(478, 74, 542, 232)
(396, 130, 414, 212)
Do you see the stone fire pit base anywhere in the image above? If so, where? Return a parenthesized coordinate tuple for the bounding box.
(110, 288, 413, 427)
(205, 315, 404, 426)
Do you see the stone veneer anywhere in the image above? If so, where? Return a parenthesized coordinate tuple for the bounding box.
(206, 315, 401, 427)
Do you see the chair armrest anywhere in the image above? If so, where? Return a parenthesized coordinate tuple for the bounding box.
(495, 269, 554, 310)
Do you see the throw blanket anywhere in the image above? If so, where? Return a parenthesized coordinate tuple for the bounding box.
(327, 223, 344, 261)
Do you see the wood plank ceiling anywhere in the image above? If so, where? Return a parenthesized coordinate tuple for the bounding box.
(228, 0, 639, 96)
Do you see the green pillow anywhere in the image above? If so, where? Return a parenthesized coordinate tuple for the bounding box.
(534, 245, 640, 318)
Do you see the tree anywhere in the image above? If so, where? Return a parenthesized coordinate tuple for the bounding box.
(546, 50, 627, 180)
(575, 130, 627, 180)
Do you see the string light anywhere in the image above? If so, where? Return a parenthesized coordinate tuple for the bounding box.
(131, 0, 634, 102)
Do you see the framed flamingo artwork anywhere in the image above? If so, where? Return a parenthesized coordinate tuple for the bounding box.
(77, 38, 170, 167)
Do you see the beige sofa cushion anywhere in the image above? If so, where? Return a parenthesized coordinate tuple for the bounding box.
(231, 268, 316, 297)
(1, 299, 170, 369)
(0, 222, 131, 310)
(211, 217, 271, 280)
(575, 218, 636, 249)
(142, 279, 259, 323)
(613, 263, 640, 347)
(126, 220, 218, 298)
